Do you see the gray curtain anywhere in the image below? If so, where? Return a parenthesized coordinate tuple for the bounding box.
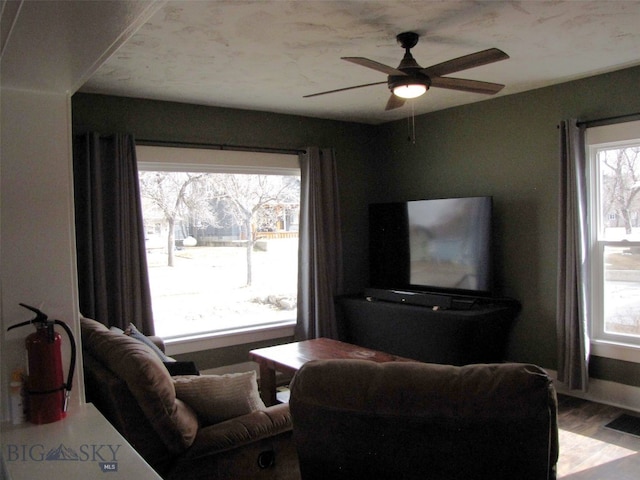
(556, 119, 590, 391)
(73, 132, 155, 334)
(295, 147, 344, 340)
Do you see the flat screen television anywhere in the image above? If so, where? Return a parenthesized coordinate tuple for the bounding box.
(369, 196, 493, 297)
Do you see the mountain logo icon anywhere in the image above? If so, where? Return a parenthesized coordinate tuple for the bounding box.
(45, 443, 79, 461)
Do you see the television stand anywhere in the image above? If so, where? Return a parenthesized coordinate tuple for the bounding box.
(336, 294, 520, 366)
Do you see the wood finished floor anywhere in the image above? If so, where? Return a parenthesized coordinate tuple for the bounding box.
(557, 394, 640, 479)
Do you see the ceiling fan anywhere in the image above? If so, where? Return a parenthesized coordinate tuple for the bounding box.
(304, 32, 509, 111)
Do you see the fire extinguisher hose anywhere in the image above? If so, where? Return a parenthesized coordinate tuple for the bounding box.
(54, 319, 76, 395)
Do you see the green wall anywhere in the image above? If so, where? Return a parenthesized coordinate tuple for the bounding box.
(73, 65, 640, 386)
(376, 65, 640, 386)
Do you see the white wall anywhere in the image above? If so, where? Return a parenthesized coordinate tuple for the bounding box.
(0, 88, 83, 420)
(0, 0, 163, 423)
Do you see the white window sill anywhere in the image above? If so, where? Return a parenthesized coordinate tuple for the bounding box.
(163, 320, 296, 356)
(591, 339, 640, 363)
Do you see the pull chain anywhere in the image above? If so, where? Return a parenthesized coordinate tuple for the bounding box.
(407, 100, 416, 144)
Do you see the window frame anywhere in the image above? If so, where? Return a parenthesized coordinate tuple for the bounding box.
(136, 145, 300, 353)
(586, 121, 640, 362)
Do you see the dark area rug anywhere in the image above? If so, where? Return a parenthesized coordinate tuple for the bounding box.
(605, 414, 640, 437)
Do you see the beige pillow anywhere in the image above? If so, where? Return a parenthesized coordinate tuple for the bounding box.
(173, 371, 266, 425)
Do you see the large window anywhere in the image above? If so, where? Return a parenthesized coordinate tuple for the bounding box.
(587, 120, 640, 356)
(137, 146, 300, 342)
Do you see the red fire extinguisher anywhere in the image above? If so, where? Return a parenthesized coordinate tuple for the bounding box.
(7, 303, 76, 424)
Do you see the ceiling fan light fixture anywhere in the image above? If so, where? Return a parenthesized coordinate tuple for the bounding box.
(390, 74, 429, 99)
(393, 83, 427, 99)
(306, 31, 508, 112)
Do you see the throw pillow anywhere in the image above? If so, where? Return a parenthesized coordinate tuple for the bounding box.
(173, 371, 266, 425)
(124, 323, 173, 362)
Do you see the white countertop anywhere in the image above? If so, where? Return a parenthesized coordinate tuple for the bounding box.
(1, 403, 161, 479)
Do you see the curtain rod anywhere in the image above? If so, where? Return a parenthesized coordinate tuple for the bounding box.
(135, 138, 306, 155)
(577, 112, 640, 128)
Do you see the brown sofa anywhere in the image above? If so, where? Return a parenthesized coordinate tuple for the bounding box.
(289, 359, 558, 480)
(81, 317, 300, 479)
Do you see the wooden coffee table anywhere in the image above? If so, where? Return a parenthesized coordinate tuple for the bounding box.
(249, 337, 414, 405)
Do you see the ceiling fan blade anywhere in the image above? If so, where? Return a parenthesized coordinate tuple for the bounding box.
(429, 76, 505, 94)
(385, 94, 406, 111)
(303, 81, 387, 98)
(342, 57, 407, 76)
(422, 48, 509, 77)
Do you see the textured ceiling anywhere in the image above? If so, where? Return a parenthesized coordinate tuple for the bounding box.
(79, 0, 640, 124)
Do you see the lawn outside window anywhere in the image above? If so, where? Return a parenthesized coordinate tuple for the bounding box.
(136, 145, 300, 347)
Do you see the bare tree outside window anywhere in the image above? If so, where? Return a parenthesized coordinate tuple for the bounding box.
(139, 172, 214, 267)
(600, 146, 640, 235)
(138, 170, 300, 338)
(213, 173, 300, 286)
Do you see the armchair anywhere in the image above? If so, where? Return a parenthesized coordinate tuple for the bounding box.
(289, 359, 558, 480)
(81, 317, 300, 479)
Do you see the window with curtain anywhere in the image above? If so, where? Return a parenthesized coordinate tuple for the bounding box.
(136, 145, 300, 341)
(586, 120, 640, 359)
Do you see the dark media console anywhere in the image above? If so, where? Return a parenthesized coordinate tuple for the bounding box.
(336, 293, 520, 366)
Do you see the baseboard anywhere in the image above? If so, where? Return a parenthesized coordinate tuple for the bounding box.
(546, 368, 640, 413)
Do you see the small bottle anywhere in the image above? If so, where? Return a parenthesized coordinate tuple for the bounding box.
(9, 368, 26, 425)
